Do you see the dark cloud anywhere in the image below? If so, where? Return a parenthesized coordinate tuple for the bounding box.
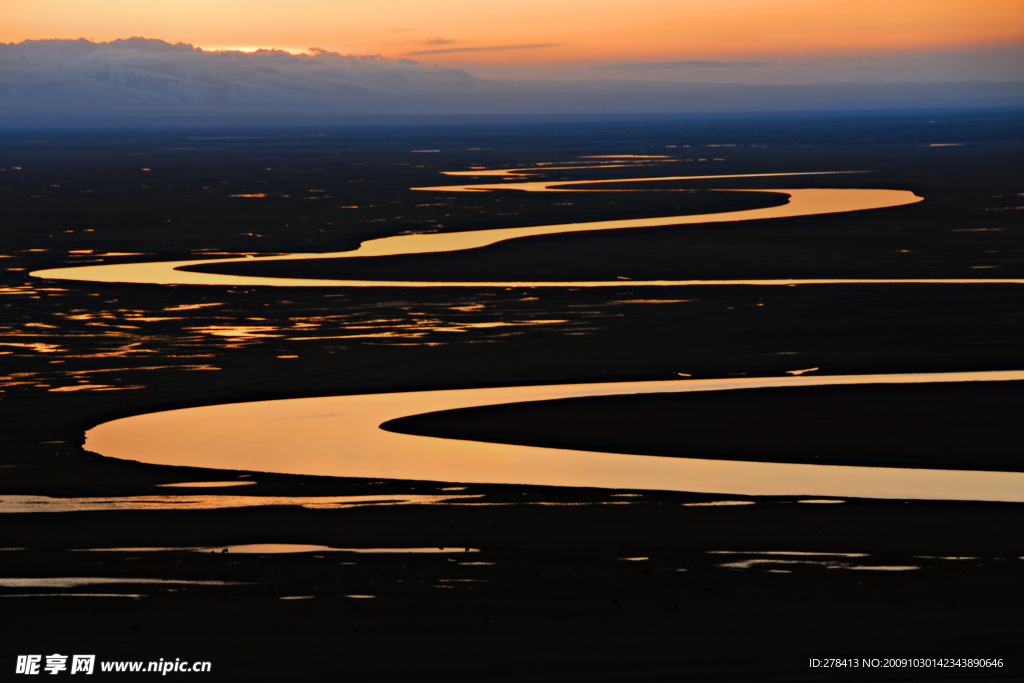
(615, 60, 775, 69)
(426, 38, 456, 45)
(406, 43, 558, 56)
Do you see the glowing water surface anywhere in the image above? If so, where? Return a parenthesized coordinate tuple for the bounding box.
(86, 371, 1024, 502)
(73, 544, 480, 554)
(34, 166, 1024, 503)
(155, 481, 255, 488)
(0, 578, 240, 588)
(31, 172, 942, 288)
(0, 493, 475, 513)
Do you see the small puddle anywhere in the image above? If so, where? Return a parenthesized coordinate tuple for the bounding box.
(207, 544, 327, 554)
(329, 547, 480, 554)
(0, 578, 241, 588)
(707, 550, 917, 572)
(1, 593, 145, 598)
(718, 559, 842, 569)
(74, 544, 480, 554)
(842, 566, 921, 572)
(0, 494, 478, 513)
(708, 551, 870, 557)
(155, 481, 256, 488)
(683, 501, 756, 507)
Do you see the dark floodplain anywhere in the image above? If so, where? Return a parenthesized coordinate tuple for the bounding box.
(1, 111, 1022, 680)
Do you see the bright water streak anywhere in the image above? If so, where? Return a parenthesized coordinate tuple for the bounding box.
(86, 371, 1024, 502)
(31, 184, 931, 287)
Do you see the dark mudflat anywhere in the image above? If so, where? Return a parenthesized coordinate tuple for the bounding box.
(1, 496, 1021, 681)
(384, 381, 1024, 472)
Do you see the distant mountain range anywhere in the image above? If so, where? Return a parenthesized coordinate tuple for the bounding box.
(1, 38, 1021, 125)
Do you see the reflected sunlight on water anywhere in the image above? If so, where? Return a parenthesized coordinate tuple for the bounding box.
(0, 578, 242, 588)
(24, 163, 1024, 507)
(0, 493, 479, 513)
(31, 171, 931, 288)
(155, 481, 256, 488)
(71, 544, 480, 554)
(86, 370, 1024, 502)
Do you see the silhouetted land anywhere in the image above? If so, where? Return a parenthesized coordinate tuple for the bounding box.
(384, 382, 1024, 472)
(0, 111, 1021, 681)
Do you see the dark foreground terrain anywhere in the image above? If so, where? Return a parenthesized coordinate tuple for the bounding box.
(2, 499, 1021, 682)
(0, 112, 1022, 681)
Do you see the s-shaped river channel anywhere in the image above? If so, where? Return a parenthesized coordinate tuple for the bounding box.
(32, 170, 1024, 287)
(34, 169, 1024, 501)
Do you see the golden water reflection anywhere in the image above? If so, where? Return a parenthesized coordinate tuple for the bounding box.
(86, 371, 1024, 502)
(0, 578, 240, 588)
(73, 544, 480, 554)
(0, 493, 477, 513)
(0, 594, 146, 599)
(155, 481, 255, 488)
(31, 171, 927, 288)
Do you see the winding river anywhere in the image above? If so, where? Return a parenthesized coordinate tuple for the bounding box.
(33, 170, 1006, 288)
(87, 371, 1024, 502)
(32, 167, 1024, 501)
(30, 171, 1024, 287)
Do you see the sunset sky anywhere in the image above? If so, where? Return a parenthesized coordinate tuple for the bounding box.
(5, 0, 1023, 80)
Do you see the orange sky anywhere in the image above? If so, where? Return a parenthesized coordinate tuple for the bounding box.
(4, 0, 1022, 67)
